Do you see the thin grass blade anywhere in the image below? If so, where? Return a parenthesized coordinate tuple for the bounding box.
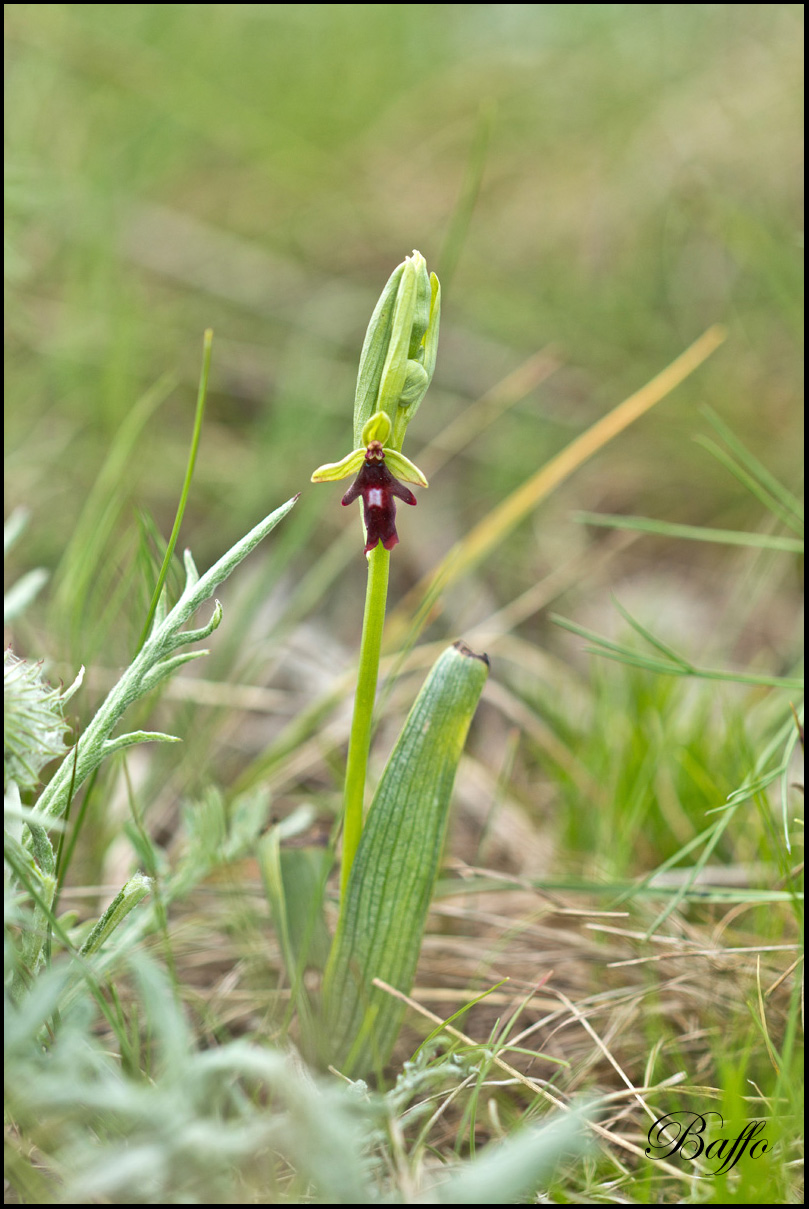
(574, 511, 803, 552)
(387, 324, 727, 647)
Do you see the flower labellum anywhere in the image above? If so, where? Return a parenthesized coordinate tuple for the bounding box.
(340, 440, 417, 554)
(311, 410, 428, 556)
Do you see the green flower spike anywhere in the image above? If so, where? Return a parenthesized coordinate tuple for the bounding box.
(314, 251, 441, 902)
(311, 411, 428, 554)
(353, 250, 440, 452)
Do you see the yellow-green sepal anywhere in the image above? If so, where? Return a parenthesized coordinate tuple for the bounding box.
(360, 410, 392, 446)
(310, 448, 365, 483)
(384, 449, 429, 488)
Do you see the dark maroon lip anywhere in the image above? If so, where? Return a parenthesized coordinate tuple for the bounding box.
(342, 459, 418, 553)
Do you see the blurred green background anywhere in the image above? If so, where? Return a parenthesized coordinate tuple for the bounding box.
(4, 16, 803, 1196)
(5, 2, 803, 666)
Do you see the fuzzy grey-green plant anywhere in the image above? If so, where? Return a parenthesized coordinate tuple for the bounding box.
(4, 507, 49, 623)
(30, 496, 298, 848)
(5, 945, 586, 1204)
(4, 650, 79, 794)
(6, 495, 297, 989)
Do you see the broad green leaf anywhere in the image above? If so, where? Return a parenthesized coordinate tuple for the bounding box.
(279, 846, 332, 972)
(323, 641, 489, 1075)
(261, 833, 332, 978)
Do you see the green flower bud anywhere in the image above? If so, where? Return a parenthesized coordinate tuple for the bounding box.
(408, 251, 433, 359)
(315, 252, 438, 556)
(352, 251, 441, 451)
(398, 362, 429, 407)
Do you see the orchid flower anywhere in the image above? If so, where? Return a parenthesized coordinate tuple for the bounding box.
(311, 410, 427, 554)
(310, 250, 440, 897)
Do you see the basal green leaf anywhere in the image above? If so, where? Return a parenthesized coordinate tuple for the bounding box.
(323, 641, 489, 1075)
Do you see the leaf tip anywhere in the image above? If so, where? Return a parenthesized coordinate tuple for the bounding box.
(452, 639, 490, 668)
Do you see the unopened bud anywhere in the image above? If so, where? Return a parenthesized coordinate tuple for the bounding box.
(353, 251, 441, 451)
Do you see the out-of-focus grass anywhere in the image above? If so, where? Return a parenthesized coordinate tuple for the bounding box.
(5, 5, 802, 592)
(4, 5, 803, 1204)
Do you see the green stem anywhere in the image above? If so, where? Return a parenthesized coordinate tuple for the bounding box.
(340, 542, 390, 898)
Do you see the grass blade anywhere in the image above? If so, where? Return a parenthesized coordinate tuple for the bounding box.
(574, 511, 803, 552)
(137, 329, 213, 651)
(387, 324, 727, 646)
(552, 613, 804, 690)
(702, 406, 803, 523)
(53, 373, 176, 635)
(694, 436, 803, 535)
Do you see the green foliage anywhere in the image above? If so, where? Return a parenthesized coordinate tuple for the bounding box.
(4, 953, 375, 1204)
(4, 5, 803, 1203)
(324, 642, 489, 1076)
(4, 650, 76, 794)
(4, 509, 49, 623)
(5, 495, 297, 1005)
(33, 494, 298, 832)
(5, 946, 587, 1203)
